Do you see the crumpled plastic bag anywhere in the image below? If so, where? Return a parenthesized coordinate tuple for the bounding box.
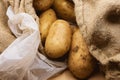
(25, 53, 66, 80)
(0, 6, 66, 80)
(73, 0, 120, 79)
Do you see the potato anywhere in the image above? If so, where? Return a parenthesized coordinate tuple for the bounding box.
(68, 29, 95, 79)
(45, 20, 72, 58)
(39, 9, 57, 44)
(53, 0, 76, 23)
(33, 0, 54, 11)
(70, 25, 79, 34)
(48, 70, 77, 80)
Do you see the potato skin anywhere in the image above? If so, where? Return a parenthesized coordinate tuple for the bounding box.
(33, 0, 54, 11)
(53, 0, 76, 22)
(45, 20, 72, 58)
(70, 25, 79, 34)
(68, 29, 95, 79)
(39, 9, 57, 44)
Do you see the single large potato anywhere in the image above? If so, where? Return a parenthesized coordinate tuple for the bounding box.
(53, 0, 76, 23)
(68, 29, 95, 79)
(39, 9, 57, 44)
(45, 20, 72, 58)
(33, 0, 54, 11)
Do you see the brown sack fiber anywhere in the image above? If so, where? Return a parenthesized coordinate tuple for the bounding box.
(73, 0, 120, 80)
(0, 0, 15, 53)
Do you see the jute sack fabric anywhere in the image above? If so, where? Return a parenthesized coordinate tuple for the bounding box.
(0, 0, 15, 53)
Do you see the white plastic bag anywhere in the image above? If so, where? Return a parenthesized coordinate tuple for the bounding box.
(0, 6, 66, 80)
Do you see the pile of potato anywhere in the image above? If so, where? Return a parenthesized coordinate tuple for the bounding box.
(33, 0, 96, 79)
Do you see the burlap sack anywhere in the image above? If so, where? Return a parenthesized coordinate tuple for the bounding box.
(73, 0, 120, 79)
(0, 0, 15, 53)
